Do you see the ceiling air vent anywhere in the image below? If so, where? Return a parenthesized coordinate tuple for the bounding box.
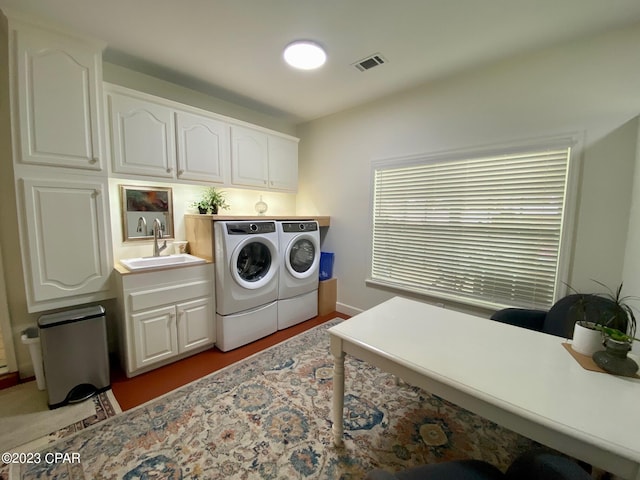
(353, 53, 387, 72)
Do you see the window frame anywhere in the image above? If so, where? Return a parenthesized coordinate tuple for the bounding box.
(366, 134, 582, 311)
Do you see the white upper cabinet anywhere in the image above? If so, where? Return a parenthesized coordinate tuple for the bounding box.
(176, 110, 228, 184)
(230, 125, 269, 188)
(12, 20, 105, 171)
(268, 135, 299, 192)
(231, 125, 299, 192)
(104, 84, 298, 188)
(107, 89, 176, 178)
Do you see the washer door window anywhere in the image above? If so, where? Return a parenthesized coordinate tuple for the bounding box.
(285, 235, 319, 279)
(231, 238, 278, 289)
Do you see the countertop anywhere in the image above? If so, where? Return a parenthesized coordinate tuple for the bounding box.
(113, 257, 213, 275)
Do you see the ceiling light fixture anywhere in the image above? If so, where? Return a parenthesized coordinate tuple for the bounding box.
(283, 41, 326, 70)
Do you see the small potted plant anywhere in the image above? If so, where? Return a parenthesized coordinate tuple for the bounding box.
(589, 282, 638, 376)
(192, 187, 230, 214)
(592, 281, 636, 330)
(569, 281, 635, 356)
(569, 281, 639, 376)
(193, 199, 210, 214)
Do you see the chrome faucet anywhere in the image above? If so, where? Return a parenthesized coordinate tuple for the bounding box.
(153, 218, 167, 257)
(136, 216, 147, 235)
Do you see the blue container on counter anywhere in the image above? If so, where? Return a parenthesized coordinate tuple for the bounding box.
(319, 252, 335, 280)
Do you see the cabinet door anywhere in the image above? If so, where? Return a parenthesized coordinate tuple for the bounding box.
(268, 136, 298, 192)
(230, 125, 269, 188)
(177, 297, 214, 353)
(14, 24, 103, 170)
(176, 111, 228, 183)
(21, 177, 111, 306)
(132, 305, 178, 370)
(108, 92, 176, 178)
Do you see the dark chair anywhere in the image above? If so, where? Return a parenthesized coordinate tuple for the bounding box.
(364, 450, 592, 480)
(490, 294, 619, 339)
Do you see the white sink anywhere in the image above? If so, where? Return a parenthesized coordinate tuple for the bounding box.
(120, 254, 206, 271)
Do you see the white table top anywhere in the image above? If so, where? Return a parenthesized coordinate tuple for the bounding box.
(329, 296, 640, 467)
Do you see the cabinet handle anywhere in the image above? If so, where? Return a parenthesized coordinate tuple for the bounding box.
(263, 180, 267, 185)
(93, 189, 101, 198)
(89, 157, 98, 164)
(166, 167, 173, 173)
(178, 169, 184, 176)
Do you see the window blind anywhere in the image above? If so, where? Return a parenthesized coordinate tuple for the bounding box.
(371, 147, 571, 310)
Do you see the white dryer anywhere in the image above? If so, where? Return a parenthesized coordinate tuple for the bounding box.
(277, 220, 320, 330)
(214, 221, 279, 351)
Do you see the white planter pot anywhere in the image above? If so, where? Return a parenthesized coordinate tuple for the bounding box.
(572, 321, 605, 356)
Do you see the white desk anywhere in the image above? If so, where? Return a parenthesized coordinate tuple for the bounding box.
(329, 296, 640, 479)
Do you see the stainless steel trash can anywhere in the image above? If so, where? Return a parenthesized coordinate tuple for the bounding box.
(38, 305, 110, 409)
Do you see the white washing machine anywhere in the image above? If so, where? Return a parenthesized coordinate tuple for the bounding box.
(214, 221, 279, 351)
(277, 220, 320, 330)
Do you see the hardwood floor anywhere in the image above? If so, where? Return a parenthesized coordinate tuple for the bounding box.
(110, 311, 349, 411)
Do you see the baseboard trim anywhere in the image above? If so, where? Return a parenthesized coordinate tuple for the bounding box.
(336, 302, 363, 317)
(0, 371, 19, 390)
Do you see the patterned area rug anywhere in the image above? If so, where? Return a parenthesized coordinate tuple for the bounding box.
(35, 390, 121, 446)
(1, 390, 120, 478)
(10, 320, 543, 479)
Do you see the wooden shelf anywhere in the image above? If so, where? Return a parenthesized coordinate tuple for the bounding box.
(184, 214, 330, 227)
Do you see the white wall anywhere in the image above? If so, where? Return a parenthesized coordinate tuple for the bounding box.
(624, 120, 640, 295)
(623, 120, 640, 353)
(297, 22, 640, 316)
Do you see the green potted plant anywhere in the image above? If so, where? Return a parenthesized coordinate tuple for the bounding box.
(192, 199, 210, 214)
(192, 187, 230, 214)
(568, 281, 637, 356)
(582, 281, 639, 376)
(589, 281, 637, 338)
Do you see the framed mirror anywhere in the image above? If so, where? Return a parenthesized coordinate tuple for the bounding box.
(120, 185, 174, 241)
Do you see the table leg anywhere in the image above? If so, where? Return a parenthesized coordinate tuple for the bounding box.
(330, 335, 345, 446)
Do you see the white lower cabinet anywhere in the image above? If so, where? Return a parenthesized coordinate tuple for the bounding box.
(132, 305, 178, 369)
(177, 297, 214, 352)
(116, 263, 215, 377)
(20, 175, 113, 312)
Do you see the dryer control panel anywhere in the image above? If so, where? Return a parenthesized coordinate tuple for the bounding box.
(281, 221, 318, 233)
